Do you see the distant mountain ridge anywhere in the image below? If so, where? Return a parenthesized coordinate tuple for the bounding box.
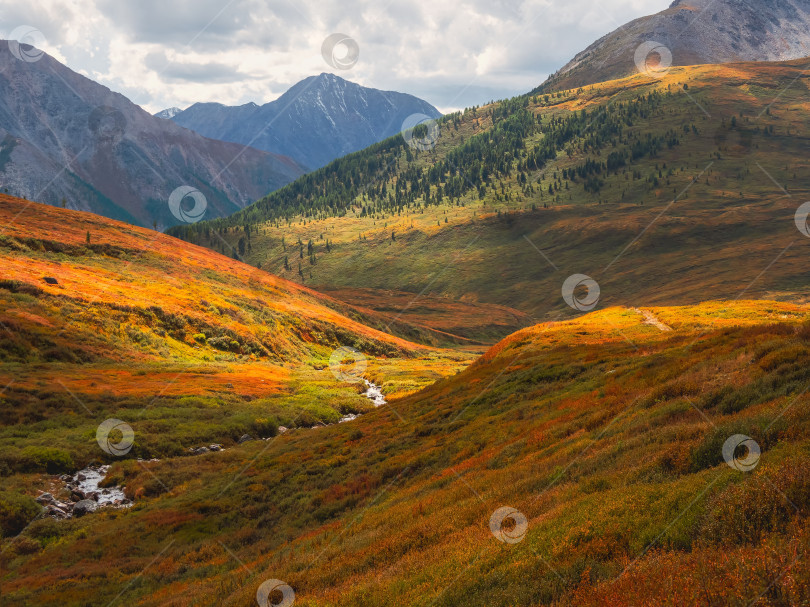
(0, 44, 304, 229)
(170, 73, 442, 170)
(535, 0, 810, 92)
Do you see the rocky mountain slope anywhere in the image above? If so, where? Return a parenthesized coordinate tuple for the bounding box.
(0, 44, 304, 229)
(170, 73, 442, 170)
(536, 0, 810, 92)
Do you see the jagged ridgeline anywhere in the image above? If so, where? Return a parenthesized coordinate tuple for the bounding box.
(168, 90, 678, 238)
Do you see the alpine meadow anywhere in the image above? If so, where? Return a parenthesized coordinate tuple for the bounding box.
(2, 1, 810, 606)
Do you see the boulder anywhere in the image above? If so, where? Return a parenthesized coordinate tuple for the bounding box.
(35, 492, 54, 505)
(73, 499, 97, 517)
(208, 444, 223, 451)
(46, 505, 68, 519)
(278, 426, 289, 434)
(190, 446, 210, 456)
(237, 434, 253, 444)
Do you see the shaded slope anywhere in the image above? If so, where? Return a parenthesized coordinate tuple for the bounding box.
(0, 45, 304, 229)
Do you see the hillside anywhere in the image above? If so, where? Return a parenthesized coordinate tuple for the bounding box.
(0, 195, 471, 474)
(0, 45, 304, 229)
(536, 0, 810, 93)
(170, 73, 443, 170)
(171, 59, 810, 327)
(4, 299, 810, 604)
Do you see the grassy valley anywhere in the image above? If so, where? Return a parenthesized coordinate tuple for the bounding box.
(0, 196, 469, 492)
(3, 296, 810, 605)
(171, 60, 810, 325)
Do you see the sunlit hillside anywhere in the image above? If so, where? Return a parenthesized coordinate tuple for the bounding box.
(0, 196, 470, 475)
(5, 1, 810, 606)
(4, 298, 810, 605)
(172, 60, 810, 324)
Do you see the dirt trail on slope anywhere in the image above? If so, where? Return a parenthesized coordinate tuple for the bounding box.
(634, 308, 673, 332)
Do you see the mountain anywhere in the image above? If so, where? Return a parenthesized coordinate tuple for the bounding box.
(170, 73, 443, 170)
(535, 0, 810, 92)
(153, 107, 182, 120)
(0, 45, 304, 229)
(170, 59, 810, 324)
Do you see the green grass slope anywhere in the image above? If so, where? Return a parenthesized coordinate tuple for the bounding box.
(4, 301, 810, 605)
(170, 60, 810, 326)
(0, 196, 468, 491)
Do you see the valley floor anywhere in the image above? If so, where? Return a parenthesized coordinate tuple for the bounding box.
(3, 297, 810, 606)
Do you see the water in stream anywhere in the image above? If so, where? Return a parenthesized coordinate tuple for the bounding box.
(41, 381, 388, 515)
(338, 380, 386, 423)
(71, 466, 128, 506)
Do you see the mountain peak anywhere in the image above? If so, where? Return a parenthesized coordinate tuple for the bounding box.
(536, 0, 810, 92)
(171, 74, 441, 170)
(154, 107, 182, 120)
(287, 72, 353, 97)
(315, 72, 342, 81)
(0, 49, 303, 228)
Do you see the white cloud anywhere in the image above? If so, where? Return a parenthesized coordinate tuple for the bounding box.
(1, 0, 672, 113)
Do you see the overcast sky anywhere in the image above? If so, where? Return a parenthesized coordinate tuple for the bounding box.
(1, 0, 671, 114)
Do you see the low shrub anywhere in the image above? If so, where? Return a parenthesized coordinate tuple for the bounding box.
(20, 446, 74, 473)
(0, 491, 41, 538)
(701, 458, 810, 545)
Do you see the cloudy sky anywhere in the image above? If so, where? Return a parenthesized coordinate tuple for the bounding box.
(1, 0, 670, 114)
